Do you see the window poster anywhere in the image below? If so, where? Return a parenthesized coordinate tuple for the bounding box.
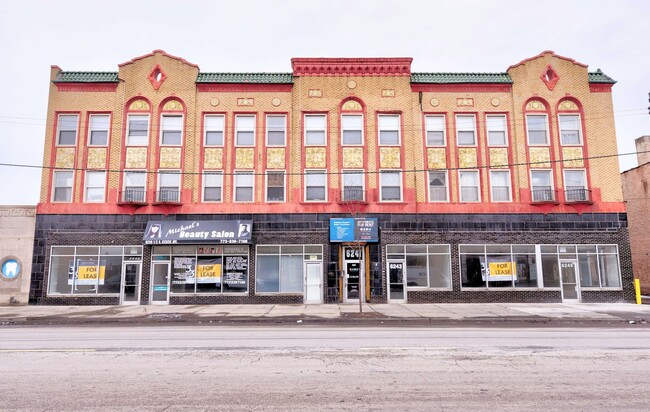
(172, 257, 196, 285)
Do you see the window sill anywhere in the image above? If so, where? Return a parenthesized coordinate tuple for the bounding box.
(406, 287, 453, 291)
(46, 293, 120, 297)
(254, 292, 304, 296)
(580, 287, 623, 291)
(169, 292, 249, 296)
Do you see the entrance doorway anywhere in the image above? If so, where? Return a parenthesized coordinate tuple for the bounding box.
(151, 262, 170, 305)
(304, 262, 323, 303)
(387, 259, 406, 303)
(342, 246, 364, 303)
(120, 261, 141, 305)
(560, 260, 581, 303)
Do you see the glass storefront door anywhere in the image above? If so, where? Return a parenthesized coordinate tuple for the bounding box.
(560, 260, 581, 303)
(343, 246, 363, 303)
(151, 262, 170, 304)
(304, 262, 323, 303)
(387, 260, 406, 302)
(120, 261, 141, 305)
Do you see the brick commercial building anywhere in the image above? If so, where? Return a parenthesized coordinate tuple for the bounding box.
(621, 136, 650, 295)
(30, 50, 632, 305)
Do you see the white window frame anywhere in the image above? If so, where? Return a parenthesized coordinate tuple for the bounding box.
(123, 170, 147, 202)
(526, 114, 549, 146)
(428, 170, 448, 202)
(304, 170, 327, 202)
(530, 169, 555, 202)
(52, 170, 74, 202)
(489, 170, 512, 202)
(459, 170, 481, 202)
(204, 114, 225, 146)
(378, 114, 401, 146)
(266, 114, 287, 146)
(564, 169, 588, 202)
(455, 114, 476, 146)
(341, 114, 364, 146)
(157, 170, 181, 202)
(84, 171, 106, 203)
(56, 114, 79, 146)
(87, 114, 110, 147)
(486, 114, 508, 147)
(202, 172, 223, 203)
(341, 170, 365, 201)
(235, 114, 256, 147)
(126, 114, 150, 146)
(304, 114, 327, 146)
(234, 171, 255, 203)
(265, 170, 286, 203)
(379, 170, 403, 202)
(160, 114, 183, 146)
(558, 114, 583, 146)
(425, 114, 446, 147)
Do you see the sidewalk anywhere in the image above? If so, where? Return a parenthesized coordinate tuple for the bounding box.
(1, 302, 649, 326)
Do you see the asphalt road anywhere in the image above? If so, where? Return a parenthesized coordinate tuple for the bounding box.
(2, 326, 650, 411)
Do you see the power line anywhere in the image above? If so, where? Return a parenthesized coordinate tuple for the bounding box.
(0, 150, 647, 177)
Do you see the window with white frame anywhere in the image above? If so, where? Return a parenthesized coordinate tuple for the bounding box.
(486, 115, 507, 146)
(53, 171, 73, 202)
(84, 171, 106, 203)
(235, 115, 255, 146)
(127, 114, 149, 146)
(559, 114, 582, 145)
(204, 115, 225, 146)
(234, 171, 254, 202)
(428, 171, 448, 202)
(459, 170, 480, 202)
(161, 115, 182, 145)
(123, 171, 146, 202)
(379, 170, 402, 201)
(490, 170, 511, 202)
(256, 245, 323, 293)
(157, 171, 181, 202)
(266, 115, 286, 146)
(57, 114, 78, 146)
(456, 114, 476, 146)
(305, 170, 327, 202)
(530, 170, 554, 202)
(341, 114, 363, 145)
(425, 115, 445, 146)
(526, 115, 549, 145)
(266, 171, 285, 202)
(386, 244, 452, 288)
(341, 170, 364, 201)
(378, 114, 400, 145)
(88, 114, 109, 146)
(202, 172, 223, 202)
(564, 170, 588, 202)
(304, 114, 326, 145)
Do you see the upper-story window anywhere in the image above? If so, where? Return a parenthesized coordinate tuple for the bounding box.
(559, 114, 582, 145)
(84, 171, 106, 203)
(305, 170, 327, 202)
(490, 170, 511, 202)
(459, 170, 480, 202)
(123, 171, 147, 203)
(266, 115, 286, 146)
(234, 171, 254, 202)
(161, 115, 183, 145)
(456, 114, 476, 146)
(379, 170, 402, 201)
(235, 115, 256, 146)
(88, 114, 109, 146)
(341, 170, 365, 201)
(157, 171, 181, 202)
(127, 114, 149, 146)
(425, 115, 445, 146)
(564, 169, 588, 202)
(304, 114, 326, 146)
(203, 172, 223, 202)
(428, 171, 448, 202)
(486, 115, 507, 146)
(378, 114, 400, 145)
(57, 114, 78, 146)
(341, 114, 363, 145)
(52, 171, 73, 202)
(531, 170, 554, 202)
(204, 115, 225, 146)
(266, 171, 286, 202)
(526, 115, 549, 145)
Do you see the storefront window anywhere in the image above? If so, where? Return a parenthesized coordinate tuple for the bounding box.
(255, 245, 323, 293)
(386, 244, 452, 289)
(48, 246, 142, 295)
(155, 245, 249, 294)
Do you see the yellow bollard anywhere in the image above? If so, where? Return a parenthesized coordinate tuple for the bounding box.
(634, 279, 642, 305)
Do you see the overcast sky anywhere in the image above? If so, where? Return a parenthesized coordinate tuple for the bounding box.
(0, 0, 648, 205)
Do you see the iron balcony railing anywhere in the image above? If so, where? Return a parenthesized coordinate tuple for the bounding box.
(340, 188, 366, 203)
(156, 189, 181, 203)
(565, 188, 592, 203)
(531, 188, 557, 203)
(119, 189, 146, 204)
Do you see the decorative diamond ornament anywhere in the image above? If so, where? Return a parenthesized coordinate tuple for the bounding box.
(540, 65, 559, 91)
(148, 65, 167, 90)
